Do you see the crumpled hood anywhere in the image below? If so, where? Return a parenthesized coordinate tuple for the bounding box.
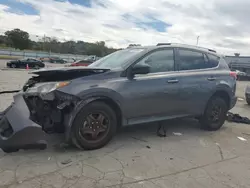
(23, 66, 111, 92)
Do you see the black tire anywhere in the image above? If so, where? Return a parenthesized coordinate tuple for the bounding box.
(34, 65, 40, 69)
(2, 148, 19, 153)
(199, 96, 228, 131)
(71, 101, 117, 150)
(246, 98, 250, 105)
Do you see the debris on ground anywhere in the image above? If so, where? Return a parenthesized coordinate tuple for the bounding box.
(238, 98, 244, 101)
(169, 158, 173, 160)
(0, 90, 20, 94)
(173, 132, 183, 136)
(146, 145, 151, 149)
(227, 112, 250, 124)
(53, 142, 71, 151)
(242, 133, 250, 136)
(131, 137, 148, 142)
(61, 159, 72, 165)
(157, 122, 167, 137)
(237, 137, 247, 141)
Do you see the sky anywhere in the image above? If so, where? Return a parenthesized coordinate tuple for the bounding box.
(0, 0, 250, 55)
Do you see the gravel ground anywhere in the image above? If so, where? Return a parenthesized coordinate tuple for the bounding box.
(1, 66, 250, 188)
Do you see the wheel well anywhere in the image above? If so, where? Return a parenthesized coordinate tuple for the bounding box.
(94, 98, 122, 128)
(211, 90, 230, 109)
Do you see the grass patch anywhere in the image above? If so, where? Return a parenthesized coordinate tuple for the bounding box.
(0, 55, 20, 60)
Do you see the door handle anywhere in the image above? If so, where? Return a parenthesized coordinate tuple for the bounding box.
(207, 77, 216, 81)
(167, 79, 179, 84)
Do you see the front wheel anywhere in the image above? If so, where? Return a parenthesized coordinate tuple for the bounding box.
(71, 101, 117, 150)
(199, 96, 228, 131)
(2, 148, 19, 153)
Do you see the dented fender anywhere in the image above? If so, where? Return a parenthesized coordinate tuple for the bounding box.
(64, 96, 104, 142)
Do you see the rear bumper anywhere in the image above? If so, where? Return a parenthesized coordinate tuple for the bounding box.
(0, 93, 46, 149)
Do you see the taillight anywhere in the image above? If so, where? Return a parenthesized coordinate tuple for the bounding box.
(230, 71, 237, 79)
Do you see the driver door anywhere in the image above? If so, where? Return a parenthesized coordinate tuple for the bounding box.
(121, 48, 182, 124)
(19, 59, 28, 68)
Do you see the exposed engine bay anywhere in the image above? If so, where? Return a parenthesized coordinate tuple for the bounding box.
(22, 68, 108, 133)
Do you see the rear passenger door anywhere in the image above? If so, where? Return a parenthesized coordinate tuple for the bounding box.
(176, 48, 220, 116)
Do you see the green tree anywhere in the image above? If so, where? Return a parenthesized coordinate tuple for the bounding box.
(5, 29, 30, 50)
(1, 28, 119, 56)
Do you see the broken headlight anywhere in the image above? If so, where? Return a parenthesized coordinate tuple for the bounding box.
(26, 81, 70, 94)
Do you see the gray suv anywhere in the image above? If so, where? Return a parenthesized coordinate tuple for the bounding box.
(0, 43, 237, 152)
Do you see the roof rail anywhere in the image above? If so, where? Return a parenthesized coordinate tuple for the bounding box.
(156, 43, 216, 53)
(156, 43, 171, 46)
(208, 49, 216, 53)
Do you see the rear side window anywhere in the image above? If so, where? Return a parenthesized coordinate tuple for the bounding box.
(207, 54, 220, 68)
(178, 50, 207, 70)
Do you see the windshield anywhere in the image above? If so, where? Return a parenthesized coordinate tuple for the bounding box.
(88, 48, 145, 69)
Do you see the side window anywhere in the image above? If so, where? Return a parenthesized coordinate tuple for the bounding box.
(207, 54, 220, 68)
(136, 49, 174, 73)
(178, 50, 207, 70)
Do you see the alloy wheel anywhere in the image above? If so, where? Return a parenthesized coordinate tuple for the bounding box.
(79, 113, 109, 142)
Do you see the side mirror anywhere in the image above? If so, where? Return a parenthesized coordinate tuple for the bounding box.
(129, 64, 150, 78)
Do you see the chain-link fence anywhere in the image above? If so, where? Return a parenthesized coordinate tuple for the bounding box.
(0, 48, 88, 61)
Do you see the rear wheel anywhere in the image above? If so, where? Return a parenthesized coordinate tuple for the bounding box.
(199, 96, 228, 131)
(11, 64, 16, 68)
(71, 101, 117, 150)
(34, 65, 40, 69)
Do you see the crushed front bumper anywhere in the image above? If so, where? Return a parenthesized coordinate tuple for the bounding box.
(0, 93, 46, 151)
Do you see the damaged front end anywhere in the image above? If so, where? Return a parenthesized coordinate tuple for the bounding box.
(0, 67, 109, 152)
(0, 93, 47, 152)
(23, 85, 79, 134)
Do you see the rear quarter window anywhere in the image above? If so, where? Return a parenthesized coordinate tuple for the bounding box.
(207, 54, 220, 68)
(218, 57, 230, 70)
(178, 49, 207, 70)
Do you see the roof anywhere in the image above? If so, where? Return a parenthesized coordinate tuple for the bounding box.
(225, 56, 250, 58)
(128, 43, 219, 56)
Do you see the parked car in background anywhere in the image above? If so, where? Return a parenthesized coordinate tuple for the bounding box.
(69, 59, 93, 67)
(84, 55, 98, 62)
(235, 70, 247, 80)
(0, 43, 237, 152)
(40, 57, 67, 64)
(245, 86, 250, 105)
(49, 57, 67, 64)
(6, 58, 45, 69)
(228, 62, 250, 80)
(40, 57, 51, 62)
